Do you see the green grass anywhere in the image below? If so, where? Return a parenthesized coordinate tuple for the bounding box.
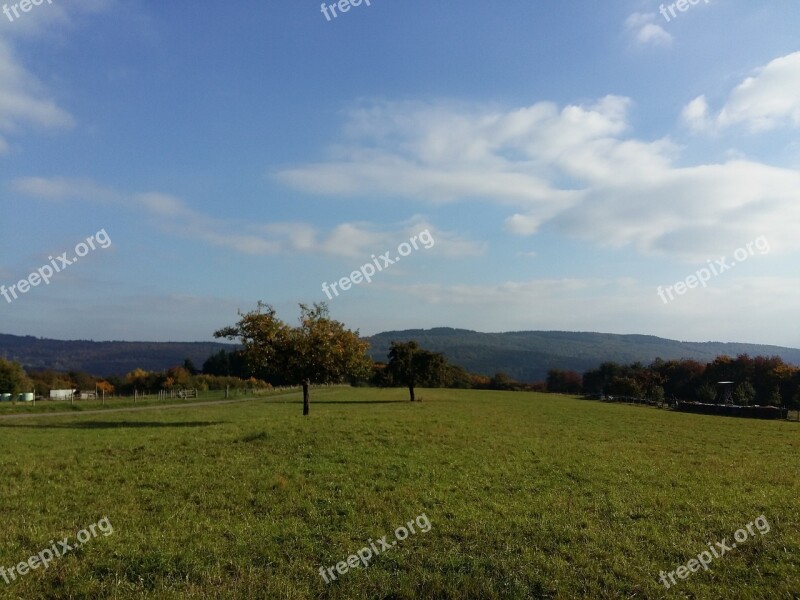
(0, 387, 293, 415)
(0, 388, 797, 599)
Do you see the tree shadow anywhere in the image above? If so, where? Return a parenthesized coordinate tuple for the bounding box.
(265, 399, 411, 405)
(0, 421, 225, 430)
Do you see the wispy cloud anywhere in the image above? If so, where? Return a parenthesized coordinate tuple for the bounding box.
(683, 51, 800, 133)
(12, 177, 484, 260)
(0, 0, 120, 154)
(0, 40, 74, 154)
(11, 176, 120, 202)
(625, 12, 672, 46)
(276, 91, 800, 261)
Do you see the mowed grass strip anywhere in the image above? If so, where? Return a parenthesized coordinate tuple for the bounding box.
(0, 388, 797, 599)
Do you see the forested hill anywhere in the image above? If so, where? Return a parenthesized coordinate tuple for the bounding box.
(2, 329, 799, 381)
(366, 328, 800, 382)
(0, 334, 235, 376)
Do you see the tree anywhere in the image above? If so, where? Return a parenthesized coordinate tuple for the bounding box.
(696, 382, 717, 403)
(489, 371, 517, 391)
(203, 350, 231, 376)
(767, 386, 783, 407)
(125, 368, 151, 392)
(215, 302, 372, 415)
(734, 381, 756, 405)
(470, 373, 491, 389)
(68, 370, 97, 394)
(370, 362, 392, 387)
(0, 359, 31, 395)
(166, 366, 191, 389)
(650, 385, 666, 404)
(791, 388, 800, 413)
(582, 362, 625, 395)
(607, 376, 644, 399)
(652, 359, 705, 401)
(546, 369, 583, 394)
(202, 350, 250, 379)
(386, 341, 447, 401)
(183, 358, 199, 376)
(96, 381, 115, 396)
(444, 364, 474, 389)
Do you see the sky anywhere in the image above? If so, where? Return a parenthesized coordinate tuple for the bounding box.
(1, 0, 799, 347)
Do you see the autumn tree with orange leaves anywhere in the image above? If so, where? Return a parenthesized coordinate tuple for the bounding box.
(215, 302, 372, 415)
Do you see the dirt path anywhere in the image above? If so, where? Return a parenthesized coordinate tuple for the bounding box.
(0, 391, 302, 421)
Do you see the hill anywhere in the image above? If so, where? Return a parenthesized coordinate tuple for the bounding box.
(366, 328, 800, 381)
(0, 334, 235, 376)
(2, 329, 799, 380)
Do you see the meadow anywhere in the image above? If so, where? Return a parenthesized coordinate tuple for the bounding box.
(0, 388, 797, 599)
(0, 388, 280, 415)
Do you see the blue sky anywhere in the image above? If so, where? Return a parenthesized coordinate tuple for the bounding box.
(1, 0, 799, 347)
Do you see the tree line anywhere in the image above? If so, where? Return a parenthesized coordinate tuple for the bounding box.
(2, 302, 799, 415)
(576, 354, 800, 408)
(0, 358, 272, 399)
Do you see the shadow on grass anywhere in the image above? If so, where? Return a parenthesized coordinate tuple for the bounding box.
(0, 421, 225, 430)
(267, 399, 411, 405)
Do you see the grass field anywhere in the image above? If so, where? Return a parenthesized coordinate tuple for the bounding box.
(0, 387, 285, 415)
(0, 388, 797, 599)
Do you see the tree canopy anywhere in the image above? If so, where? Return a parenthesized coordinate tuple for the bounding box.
(0, 358, 31, 395)
(215, 302, 372, 415)
(386, 341, 447, 401)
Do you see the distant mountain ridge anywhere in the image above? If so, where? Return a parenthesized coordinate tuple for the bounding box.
(366, 328, 800, 382)
(1, 329, 799, 381)
(0, 334, 235, 376)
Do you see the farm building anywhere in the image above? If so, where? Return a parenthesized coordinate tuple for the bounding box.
(50, 389, 77, 400)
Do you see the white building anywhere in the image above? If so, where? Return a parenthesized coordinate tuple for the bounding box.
(50, 389, 77, 400)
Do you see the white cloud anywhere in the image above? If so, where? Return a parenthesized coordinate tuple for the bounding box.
(0, 0, 117, 154)
(1, 0, 115, 38)
(12, 177, 483, 260)
(0, 40, 74, 153)
(135, 194, 486, 259)
(683, 51, 800, 133)
(11, 176, 119, 202)
(398, 215, 486, 258)
(681, 95, 711, 133)
(625, 12, 672, 46)
(276, 96, 800, 261)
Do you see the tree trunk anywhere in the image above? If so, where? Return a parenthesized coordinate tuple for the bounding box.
(408, 385, 416, 402)
(303, 380, 310, 415)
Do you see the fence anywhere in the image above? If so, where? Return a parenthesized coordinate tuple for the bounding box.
(675, 402, 788, 420)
